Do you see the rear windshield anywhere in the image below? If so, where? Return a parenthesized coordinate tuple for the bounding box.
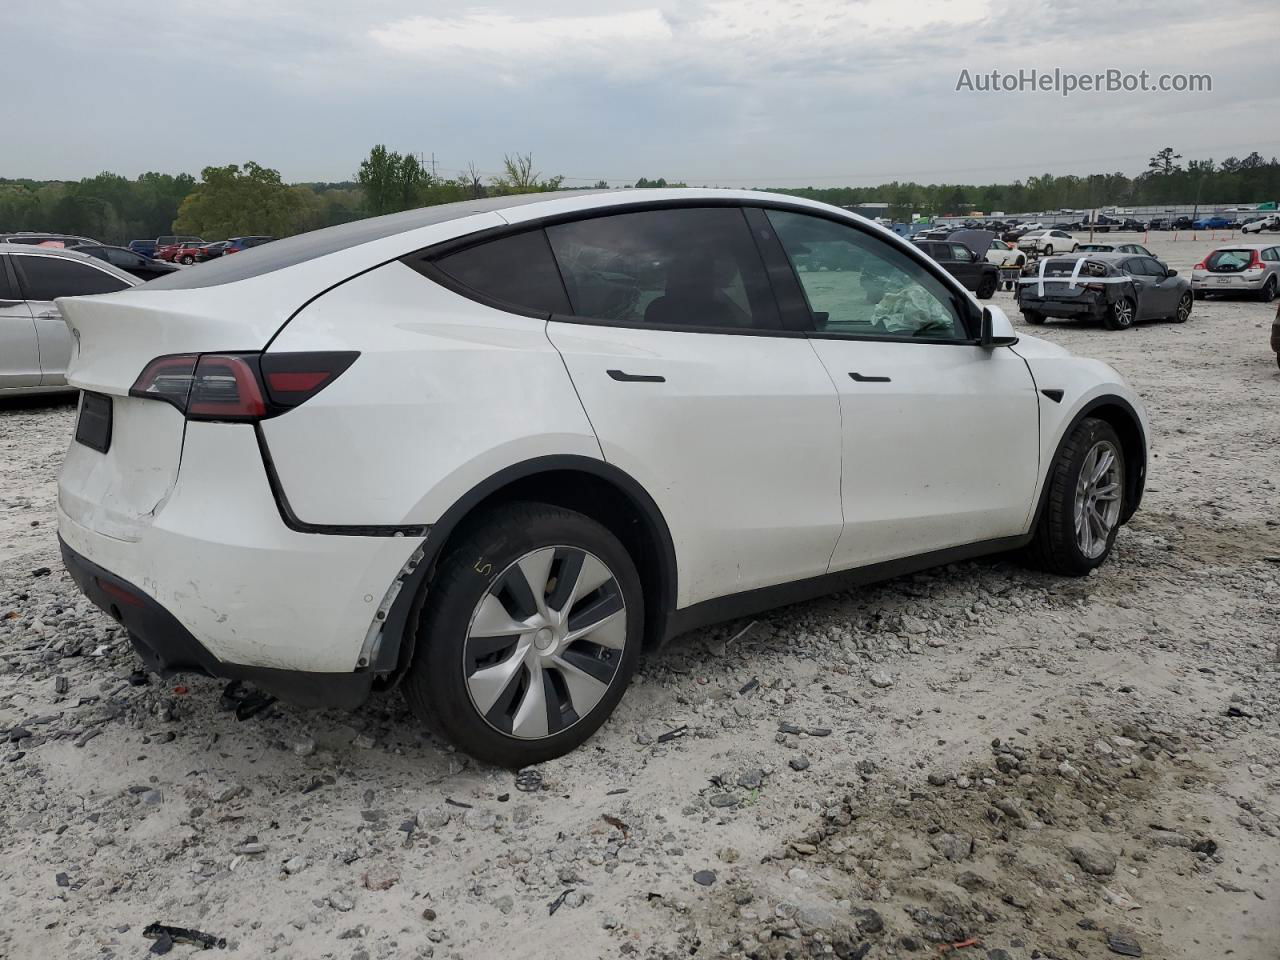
(1038, 258, 1108, 277)
(1204, 249, 1253, 271)
(145, 191, 602, 291)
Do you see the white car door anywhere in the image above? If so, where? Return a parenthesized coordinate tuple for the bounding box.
(0, 255, 41, 388)
(542, 206, 845, 608)
(12, 253, 132, 385)
(763, 208, 1042, 569)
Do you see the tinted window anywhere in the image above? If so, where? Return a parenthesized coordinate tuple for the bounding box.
(546, 207, 778, 329)
(428, 229, 571, 316)
(15, 256, 130, 300)
(105, 248, 142, 268)
(1139, 257, 1166, 276)
(948, 244, 973, 261)
(0, 256, 14, 300)
(767, 209, 969, 340)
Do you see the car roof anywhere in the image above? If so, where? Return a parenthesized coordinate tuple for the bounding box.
(1211, 242, 1272, 249)
(0, 242, 140, 283)
(142, 188, 913, 293)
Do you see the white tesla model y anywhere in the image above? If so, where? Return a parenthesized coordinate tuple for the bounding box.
(56, 189, 1148, 766)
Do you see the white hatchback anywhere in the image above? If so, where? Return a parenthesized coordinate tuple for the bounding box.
(56, 189, 1149, 765)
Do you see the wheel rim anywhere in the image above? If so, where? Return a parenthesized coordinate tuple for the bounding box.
(1074, 440, 1122, 559)
(463, 546, 626, 740)
(1114, 299, 1134, 326)
(1265, 278, 1276, 301)
(1177, 295, 1191, 321)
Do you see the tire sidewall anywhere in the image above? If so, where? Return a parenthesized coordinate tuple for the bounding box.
(409, 505, 644, 767)
(1054, 420, 1125, 572)
(1107, 296, 1135, 329)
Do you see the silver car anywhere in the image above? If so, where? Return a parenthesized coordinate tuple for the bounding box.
(1191, 242, 1280, 302)
(1, 244, 138, 396)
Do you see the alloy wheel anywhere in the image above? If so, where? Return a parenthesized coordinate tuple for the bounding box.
(1176, 294, 1192, 322)
(463, 546, 627, 740)
(1113, 298, 1134, 327)
(1074, 440, 1122, 559)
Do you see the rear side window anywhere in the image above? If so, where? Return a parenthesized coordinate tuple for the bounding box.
(425, 229, 571, 316)
(546, 207, 779, 330)
(14, 256, 130, 300)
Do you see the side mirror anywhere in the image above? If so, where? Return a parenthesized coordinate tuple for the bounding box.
(979, 306, 1019, 348)
(1166, 268, 1177, 276)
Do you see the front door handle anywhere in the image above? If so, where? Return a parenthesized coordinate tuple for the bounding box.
(35, 310, 60, 320)
(849, 372, 891, 383)
(607, 369, 665, 383)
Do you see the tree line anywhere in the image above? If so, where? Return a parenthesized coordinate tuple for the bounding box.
(2, 146, 1276, 245)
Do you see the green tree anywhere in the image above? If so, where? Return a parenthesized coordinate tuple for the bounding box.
(491, 153, 564, 194)
(357, 145, 435, 215)
(1147, 147, 1183, 176)
(173, 162, 309, 238)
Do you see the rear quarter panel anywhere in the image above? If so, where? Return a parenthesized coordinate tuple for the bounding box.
(261, 261, 602, 526)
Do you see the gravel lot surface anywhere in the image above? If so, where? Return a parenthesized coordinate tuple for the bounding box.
(1, 231, 1277, 960)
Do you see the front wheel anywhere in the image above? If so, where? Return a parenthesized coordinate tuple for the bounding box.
(403, 502, 643, 767)
(1025, 418, 1125, 576)
(1104, 296, 1136, 330)
(180, 255, 194, 265)
(1173, 292, 1192, 323)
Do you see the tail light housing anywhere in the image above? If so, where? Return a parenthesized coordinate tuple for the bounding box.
(130, 352, 357, 422)
(1193, 260, 1207, 271)
(1245, 250, 1265, 271)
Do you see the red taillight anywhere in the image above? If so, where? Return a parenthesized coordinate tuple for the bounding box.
(96, 577, 144, 608)
(1246, 250, 1265, 270)
(130, 351, 357, 421)
(1193, 260, 1207, 271)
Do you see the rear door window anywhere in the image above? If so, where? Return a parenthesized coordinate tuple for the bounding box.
(417, 229, 572, 317)
(546, 207, 780, 330)
(14, 255, 130, 300)
(0, 256, 14, 300)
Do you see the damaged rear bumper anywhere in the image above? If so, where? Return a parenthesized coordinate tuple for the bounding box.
(60, 537, 373, 709)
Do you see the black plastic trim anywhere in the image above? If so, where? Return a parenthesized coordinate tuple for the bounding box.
(60, 537, 372, 709)
(665, 534, 1031, 641)
(849, 372, 891, 383)
(253, 424, 429, 537)
(1040, 389, 1065, 403)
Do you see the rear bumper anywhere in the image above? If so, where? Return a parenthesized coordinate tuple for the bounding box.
(1017, 295, 1107, 318)
(61, 537, 373, 709)
(1192, 274, 1265, 290)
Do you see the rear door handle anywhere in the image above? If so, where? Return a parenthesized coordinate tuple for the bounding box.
(607, 369, 665, 383)
(849, 372, 891, 383)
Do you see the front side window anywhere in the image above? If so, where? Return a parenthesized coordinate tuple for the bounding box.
(766, 209, 969, 341)
(15, 256, 129, 300)
(546, 207, 778, 330)
(948, 244, 974, 262)
(425, 229, 571, 316)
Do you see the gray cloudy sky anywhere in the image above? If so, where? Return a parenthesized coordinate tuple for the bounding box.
(9, 0, 1280, 185)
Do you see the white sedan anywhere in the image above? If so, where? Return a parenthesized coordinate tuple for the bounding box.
(1018, 229, 1079, 255)
(55, 188, 1149, 766)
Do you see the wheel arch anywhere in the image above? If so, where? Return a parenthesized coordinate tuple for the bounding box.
(377, 456, 679, 690)
(1034, 396, 1147, 531)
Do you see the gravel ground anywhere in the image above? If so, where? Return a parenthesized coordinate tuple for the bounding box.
(1, 232, 1277, 960)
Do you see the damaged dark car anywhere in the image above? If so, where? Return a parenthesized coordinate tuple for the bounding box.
(1016, 253, 1193, 331)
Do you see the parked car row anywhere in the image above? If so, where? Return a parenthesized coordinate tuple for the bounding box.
(0, 245, 138, 394)
(150, 236, 275, 263)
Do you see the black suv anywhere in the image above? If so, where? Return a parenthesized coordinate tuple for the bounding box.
(912, 239, 1000, 298)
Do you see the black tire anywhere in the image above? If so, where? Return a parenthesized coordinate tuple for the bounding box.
(1173, 292, 1192, 323)
(403, 502, 643, 767)
(1043, 245, 1054, 256)
(1104, 296, 1136, 330)
(1258, 276, 1277, 303)
(1022, 310, 1046, 325)
(180, 255, 194, 265)
(976, 274, 998, 299)
(1025, 418, 1125, 576)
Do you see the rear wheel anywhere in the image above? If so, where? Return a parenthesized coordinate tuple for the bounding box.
(1043, 245, 1054, 256)
(1258, 276, 1277, 303)
(976, 274, 998, 299)
(1104, 296, 1135, 330)
(1026, 418, 1125, 576)
(1022, 310, 1045, 325)
(403, 502, 643, 767)
(1173, 292, 1192, 323)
